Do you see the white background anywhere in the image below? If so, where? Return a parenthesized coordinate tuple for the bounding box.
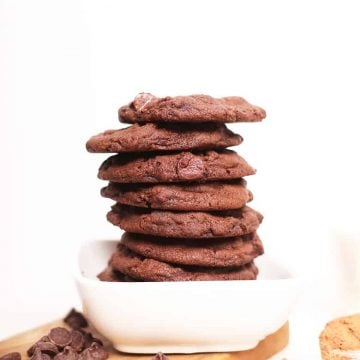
(1, 1, 360, 358)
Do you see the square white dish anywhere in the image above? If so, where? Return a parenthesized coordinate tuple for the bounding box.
(75, 240, 300, 354)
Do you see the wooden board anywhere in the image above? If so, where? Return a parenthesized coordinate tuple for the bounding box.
(0, 320, 289, 360)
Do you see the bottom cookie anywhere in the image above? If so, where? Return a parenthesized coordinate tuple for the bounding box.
(97, 266, 137, 282)
(109, 244, 258, 282)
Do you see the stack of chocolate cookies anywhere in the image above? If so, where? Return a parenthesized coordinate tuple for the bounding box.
(86, 93, 266, 282)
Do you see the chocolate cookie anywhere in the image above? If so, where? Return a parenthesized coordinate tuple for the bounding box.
(121, 232, 264, 267)
(86, 123, 241, 153)
(98, 150, 255, 183)
(101, 179, 253, 211)
(107, 204, 263, 238)
(97, 266, 137, 282)
(119, 93, 266, 123)
(110, 244, 258, 281)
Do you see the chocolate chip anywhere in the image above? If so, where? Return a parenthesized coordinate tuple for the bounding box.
(0, 352, 21, 360)
(80, 331, 102, 349)
(28, 342, 59, 357)
(176, 153, 204, 180)
(53, 347, 78, 360)
(78, 343, 108, 360)
(30, 348, 52, 360)
(70, 331, 85, 353)
(152, 353, 169, 360)
(80, 331, 93, 349)
(64, 309, 88, 330)
(30, 348, 43, 360)
(49, 328, 72, 349)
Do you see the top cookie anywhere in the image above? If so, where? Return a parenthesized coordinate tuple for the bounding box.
(86, 122, 241, 153)
(119, 93, 266, 123)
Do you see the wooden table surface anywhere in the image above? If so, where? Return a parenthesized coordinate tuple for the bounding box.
(0, 320, 289, 360)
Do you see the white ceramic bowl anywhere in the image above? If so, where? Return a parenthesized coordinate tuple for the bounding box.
(75, 240, 300, 354)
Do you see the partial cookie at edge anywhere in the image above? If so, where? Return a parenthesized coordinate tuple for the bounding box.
(319, 314, 360, 360)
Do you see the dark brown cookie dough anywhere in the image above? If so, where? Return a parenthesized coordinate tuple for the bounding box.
(101, 179, 253, 211)
(110, 244, 258, 281)
(98, 150, 255, 183)
(121, 232, 264, 267)
(97, 266, 137, 282)
(119, 93, 266, 123)
(107, 204, 263, 238)
(86, 123, 241, 153)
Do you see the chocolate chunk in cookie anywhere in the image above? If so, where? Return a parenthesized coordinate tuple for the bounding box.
(119, 93, 266, 123)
